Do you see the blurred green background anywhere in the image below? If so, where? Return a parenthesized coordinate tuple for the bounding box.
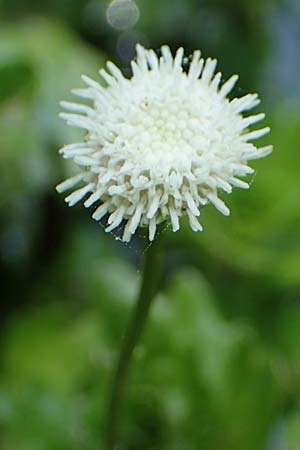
(0, 0, 300, 449)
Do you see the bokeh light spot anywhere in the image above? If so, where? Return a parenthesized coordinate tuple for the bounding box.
(106, 0, 140, 30)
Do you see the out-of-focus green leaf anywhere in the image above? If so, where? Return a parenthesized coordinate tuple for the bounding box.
(271, 303, 300, 404)
(2, 306, 103, 393)
(0, 18, 106, 267)
(283, 410, 300, 450)
(0, 261, 281, 450)
(122, 269, 279, 450)
(0, 18, 106, 194)
(0, 59, 33, 102)
(0, 233, 134, 450)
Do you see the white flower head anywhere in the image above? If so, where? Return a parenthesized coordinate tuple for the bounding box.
(57, 44, 272, 242)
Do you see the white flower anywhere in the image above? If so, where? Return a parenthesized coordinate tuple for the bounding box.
(57, 44, 272, 242)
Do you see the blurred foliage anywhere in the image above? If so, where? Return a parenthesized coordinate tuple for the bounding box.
(0, 19, 104, 198)
(0, 19, 104, 280)
(0, 1, 300, 450)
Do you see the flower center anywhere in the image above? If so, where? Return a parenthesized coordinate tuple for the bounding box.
(118, 93, 205, 171)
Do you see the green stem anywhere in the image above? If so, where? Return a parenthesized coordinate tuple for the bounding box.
(105, 234, 165, 450)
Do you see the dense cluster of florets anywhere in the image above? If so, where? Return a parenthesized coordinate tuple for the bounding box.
(57, 44, 272, 241)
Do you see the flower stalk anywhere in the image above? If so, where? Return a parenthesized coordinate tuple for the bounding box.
(105, 233, 165, 450)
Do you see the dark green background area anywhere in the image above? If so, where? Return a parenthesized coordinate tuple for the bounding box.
(0, 1, 300, 449)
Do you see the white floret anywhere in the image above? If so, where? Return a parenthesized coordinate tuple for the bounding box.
(57, 44, 272, 242)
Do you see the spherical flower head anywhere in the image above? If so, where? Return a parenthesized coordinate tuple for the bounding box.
(57, 44, 272, 242)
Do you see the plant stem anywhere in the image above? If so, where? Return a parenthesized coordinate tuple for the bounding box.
(105, 235, 165, 450)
